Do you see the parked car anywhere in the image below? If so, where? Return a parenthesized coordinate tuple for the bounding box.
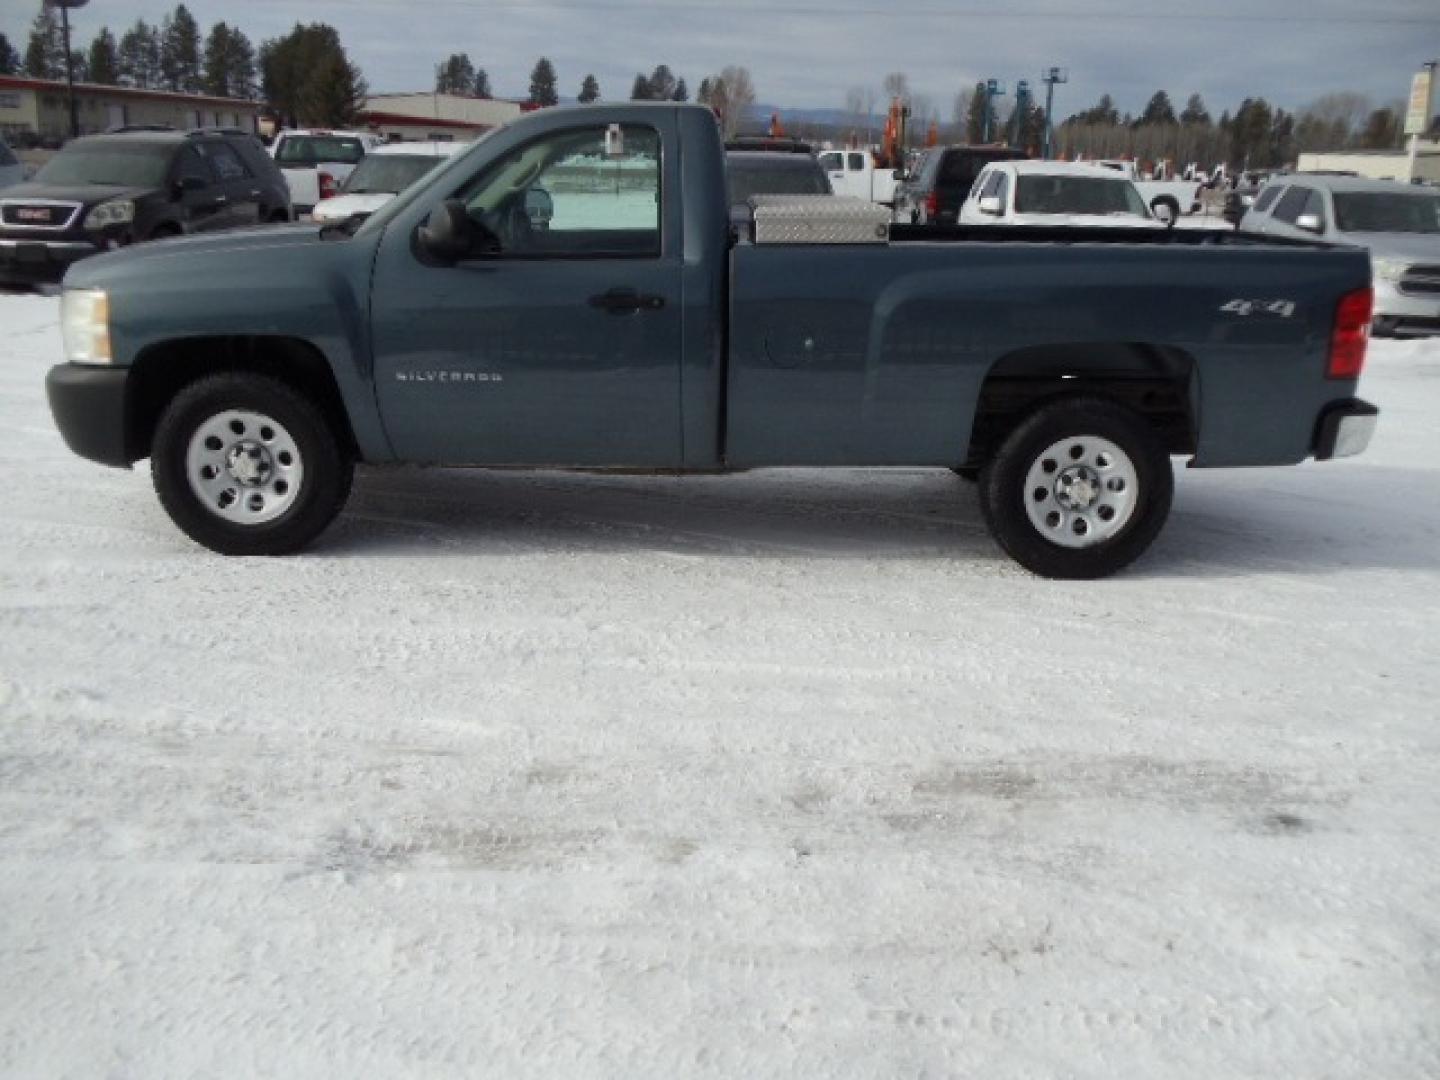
(1223, 175, 1269, 227)
(1095, 160, 1205, 221)
(45, 103, 1378, 579)
(312, 140, 466, 225)
(270, 129, 383, 216)
(725, 150, 831, 205)
(1239, 175, 1440, 336)
(0, 128, 292, 285)
(817, 148, 899, 206)
(0, 134, 24, 190)
(959, 161, 1163, 229)
(895, 145, 1029, 225)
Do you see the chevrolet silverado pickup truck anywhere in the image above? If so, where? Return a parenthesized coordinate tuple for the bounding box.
(45, 103, 1380, 578)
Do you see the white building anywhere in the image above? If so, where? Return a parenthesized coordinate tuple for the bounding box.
(359, 93, 525, 142)
(0, 74, 261, 143)
(1298, 142, 1440, 185)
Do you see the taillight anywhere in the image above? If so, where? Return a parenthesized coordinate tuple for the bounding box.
(925, 190, 939, 218)
(1328, 286, 1373, 380)
(318, 171, 337, 200)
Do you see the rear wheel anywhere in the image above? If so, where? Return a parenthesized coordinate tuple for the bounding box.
(151, 372, 352, 555)
(978, 397, 1173, 579)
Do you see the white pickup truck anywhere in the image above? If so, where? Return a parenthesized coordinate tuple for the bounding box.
(1096, 159, 1204, 220)
(817, 149, 900, 206)
(270, 129, 384, 216)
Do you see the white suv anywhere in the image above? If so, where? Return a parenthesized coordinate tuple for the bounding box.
(270, 129, 383, 216)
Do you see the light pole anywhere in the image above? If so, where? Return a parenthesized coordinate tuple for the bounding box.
(46, 0, 89, 140)
(1041, 67, 1068, 160)
(982, 79, 1007, 143)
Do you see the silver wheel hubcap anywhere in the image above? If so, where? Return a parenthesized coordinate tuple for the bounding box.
(1023, 435, 1138, 549)
(185, 409, 304, 525)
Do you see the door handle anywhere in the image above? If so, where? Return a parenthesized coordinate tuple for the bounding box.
(588, 288, 665, 314)
(214, 195, 228, 204)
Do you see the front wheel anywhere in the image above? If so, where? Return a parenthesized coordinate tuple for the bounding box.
(151, 372, 353, 555)
(978, 398, 1173, 579)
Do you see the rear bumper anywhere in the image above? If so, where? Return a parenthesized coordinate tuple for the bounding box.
(0, 237, 100, 284)
(45, 363, 134, 468)
(1313, 398, 1378, 461)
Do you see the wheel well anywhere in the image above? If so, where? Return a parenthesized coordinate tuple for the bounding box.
(125, 336, 357, 462)
(1151, 195, 1180, 212)
(965, 343, 1197, 466)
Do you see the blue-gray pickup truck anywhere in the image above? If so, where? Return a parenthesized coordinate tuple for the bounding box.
(46, 103, 1379, 578)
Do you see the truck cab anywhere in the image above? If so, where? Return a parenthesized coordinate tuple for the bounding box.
(817, 149, 899, 206)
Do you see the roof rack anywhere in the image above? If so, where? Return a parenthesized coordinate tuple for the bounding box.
(107, 124, 177, 133)
(187, 127, 255, 138)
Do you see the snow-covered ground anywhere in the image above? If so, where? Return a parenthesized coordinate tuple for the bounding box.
(2, 289, 1438, 1078)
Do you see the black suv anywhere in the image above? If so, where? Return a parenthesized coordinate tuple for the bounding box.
(895, 145, 1029, 225)
(0, 128, 292, 285)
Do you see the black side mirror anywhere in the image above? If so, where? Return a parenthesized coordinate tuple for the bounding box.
(417, 199, 491, 263)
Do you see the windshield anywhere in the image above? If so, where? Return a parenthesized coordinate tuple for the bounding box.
(1015, 175, 1150, 217)
(275, 135, 366, 166)
(1333, 192, 1440, 234)
(726, 159, 830, 202)
(34, 144, 172, 187)
(341, 154, 443, 195)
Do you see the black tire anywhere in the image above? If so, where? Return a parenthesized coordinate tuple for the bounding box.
(978, 397, 1173, 579)
(1152, 196, 1180, 226)
(268, 209, 291, 224)
(146, 222, 182, 242)
(151, 372, 353, 555)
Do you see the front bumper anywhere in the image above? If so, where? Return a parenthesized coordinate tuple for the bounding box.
(1313, 399, 1378, 461)
(45, 363, 135, 468)
(0, 237, 101, 284)
(1374, 279, 1440, 336)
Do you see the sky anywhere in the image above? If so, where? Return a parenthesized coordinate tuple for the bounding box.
(4, 0, 1439, 121)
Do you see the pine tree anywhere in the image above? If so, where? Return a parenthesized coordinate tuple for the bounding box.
(118, 20, 161, 89)
(202, 23, 257, 99)
(528, 57, 558, 107)
(672, 78, 688, 103)
(25, 4, 66, 80)
(1140, 91, 1176, 126)
(435, 53, 477, 95)
(1359, 107, 1400, 150)
(159, 4, 202, 93)
(0, 33, 21, 76)
(1179, 93, 1210, 126)
(647, 64, 677, 101)
(578, 74, 600, 104)
(474, 69, 492, 98)
(696, 77, 713, 105)
(260, 23, 367, 127)
(298, 47, 367, 126)
(630, 73, 651, 101)
(87, 28, 120, 86)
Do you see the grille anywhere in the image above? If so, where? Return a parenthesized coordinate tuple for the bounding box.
(0, 201, 82, 230)
(1399, 264, 1440, 296)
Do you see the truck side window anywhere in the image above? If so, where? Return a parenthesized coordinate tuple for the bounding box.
(460, 124, 661, 258)
(1252, 185, 1283, 214)
(1302, 189, 1327, 229)
(847, 152, 866, 171)
(993, 172, 1010, 210)
(174, 147, 211, 186)
(818, 152, 841, 170)
(199, 142, 251, 180)
(1271, 185, 1309, 225)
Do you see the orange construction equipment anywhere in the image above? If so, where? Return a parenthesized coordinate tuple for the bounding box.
(877, 97, 910, 169)
(768, 112, 785, 138)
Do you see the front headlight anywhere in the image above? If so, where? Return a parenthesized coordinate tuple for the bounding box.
(1372, 257, 1408, 283)
(83, 199, 135, 229)
(61, 289, 112, 365)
